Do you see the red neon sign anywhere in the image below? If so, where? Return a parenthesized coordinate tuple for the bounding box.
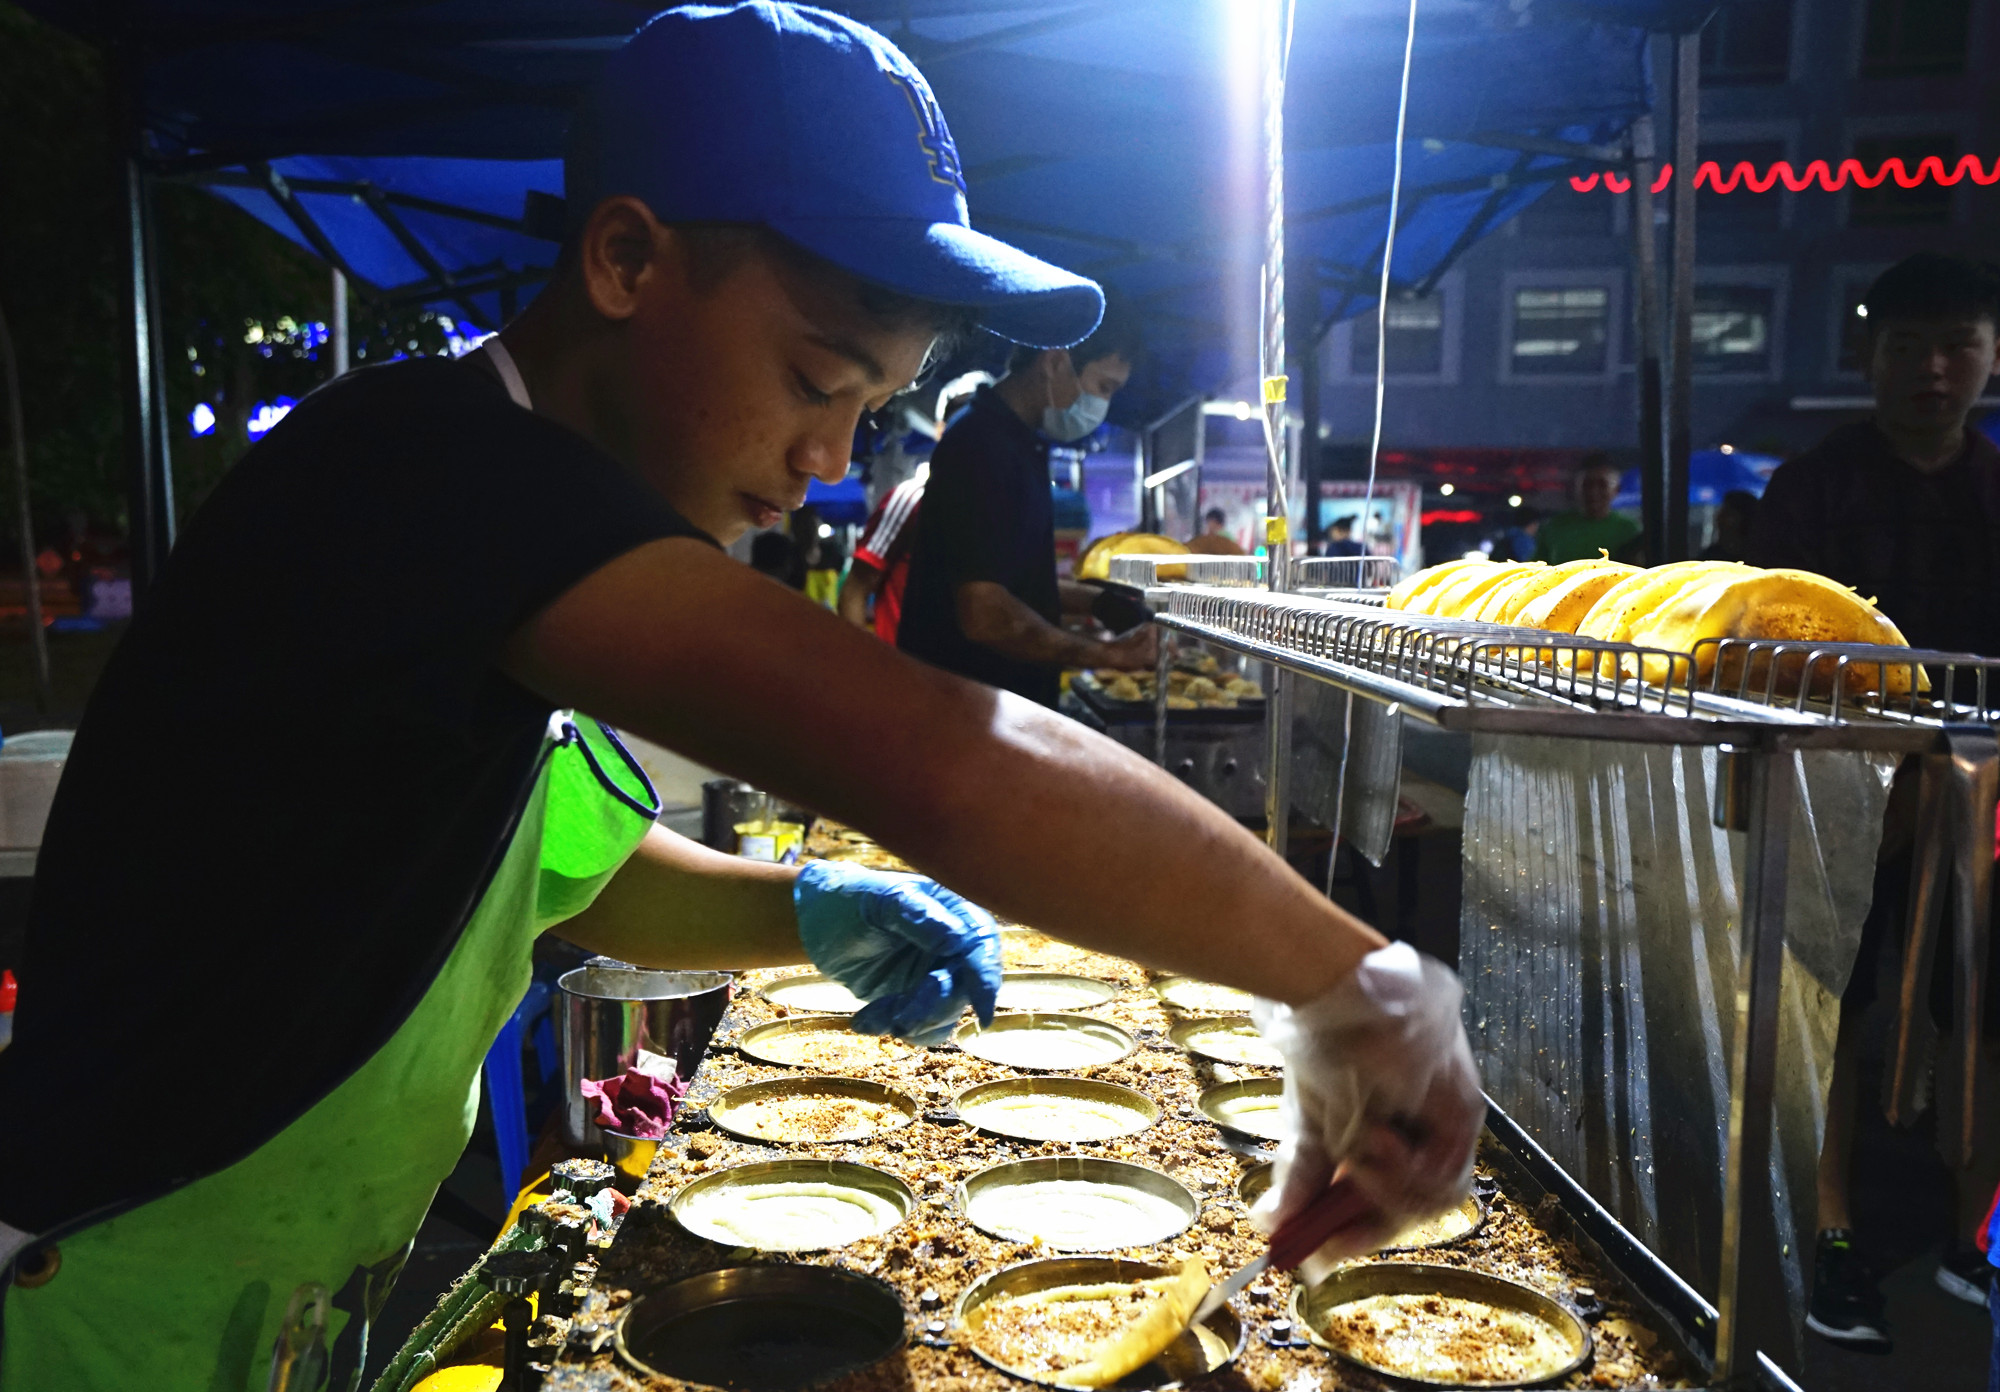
(1570, 154, 2000, 195)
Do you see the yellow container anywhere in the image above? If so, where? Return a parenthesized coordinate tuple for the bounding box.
(734, 819, 804, 864)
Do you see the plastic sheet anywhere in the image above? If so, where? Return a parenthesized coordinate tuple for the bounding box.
(1458, 736, 1896, 1373)
(1291, 681, 1403, 867)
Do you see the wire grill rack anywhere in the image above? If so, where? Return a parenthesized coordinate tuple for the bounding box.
(1130, 581, 2000, 749)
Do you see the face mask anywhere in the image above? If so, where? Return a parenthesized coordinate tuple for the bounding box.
(1041, 391, 1109, 442)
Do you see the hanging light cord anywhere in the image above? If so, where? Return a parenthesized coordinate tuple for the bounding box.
(1362, 0, 1420, 526)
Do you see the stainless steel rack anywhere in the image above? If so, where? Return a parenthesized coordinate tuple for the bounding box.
(1108, 558, 1997, 1389)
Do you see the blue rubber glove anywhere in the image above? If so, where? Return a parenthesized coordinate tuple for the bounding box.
(793, 859, 1002, 1045)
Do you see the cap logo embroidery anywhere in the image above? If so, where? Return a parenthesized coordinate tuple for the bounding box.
(885, 67, 965, 193)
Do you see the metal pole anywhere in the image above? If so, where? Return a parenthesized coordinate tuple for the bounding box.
(1259, 0, 1292, 861)
(1945, 728, 1997, 1167)
(0, 298, 51, 711)
(330, 268, 350, 377)
(1715, 743, 1793, 1386)
(1628, 112, 1667, 565)
(1665, 32, 1700, 564)
(1153, 637, 1170, 770)
(115, 58, 176, 607)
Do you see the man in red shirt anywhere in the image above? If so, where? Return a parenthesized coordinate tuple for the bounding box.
(843, 465, 927, 641)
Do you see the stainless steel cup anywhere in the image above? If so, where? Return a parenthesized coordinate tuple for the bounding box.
(558, 964, 732, 1148)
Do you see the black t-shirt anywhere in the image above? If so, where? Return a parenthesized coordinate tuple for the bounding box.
(1749, 420, 2000, 657)
(0, 356, 706, 1235)
(896, 388, 1061, 705)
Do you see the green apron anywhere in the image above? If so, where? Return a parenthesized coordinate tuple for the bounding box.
(0, 715, 659, 1392)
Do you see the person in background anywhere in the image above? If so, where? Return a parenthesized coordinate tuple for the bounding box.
(1187, 506, 1247, 557)
(1700, 489, 1758, 562)
(1323, 515, 1367, 558)
(1535, 454, 1638, 564)
(898, 311, 1153, 703)
(750, 528, 801, 588)
(1751, 251, 2000, 1353)
(804, 534, 844, 609)
(840, 371, 994, 639)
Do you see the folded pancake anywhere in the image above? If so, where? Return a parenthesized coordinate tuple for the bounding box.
(1514, 562, 1637, 634)
(1464, 563, 1551, 623)
(1626, 568, 1923, 694)
(1420, 563, 1531, 619)
(1051, 1260, 1211, 1388)
(1384, 558, 1490, 611)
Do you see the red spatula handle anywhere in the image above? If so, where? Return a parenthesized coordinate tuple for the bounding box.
(1267, 1176, 1376, 1271)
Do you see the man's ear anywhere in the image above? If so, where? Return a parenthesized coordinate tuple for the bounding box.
(577, 196, 664, 323)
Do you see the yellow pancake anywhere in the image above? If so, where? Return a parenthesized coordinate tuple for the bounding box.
(1384, 558, 1490, 611)
(1466, 563, 1551, 623)
(1421, 564, 1532, 619)
(1515, 563, 1638, 634)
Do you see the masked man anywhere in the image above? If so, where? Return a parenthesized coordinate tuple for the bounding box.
(898, 319, 1152, 703)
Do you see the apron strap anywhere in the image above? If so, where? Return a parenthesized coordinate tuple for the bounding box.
(555, 717, 662, 821)
(480, 339, 533, 411)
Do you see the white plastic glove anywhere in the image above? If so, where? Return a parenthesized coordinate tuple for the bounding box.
(1248, 942, 1484, 1268)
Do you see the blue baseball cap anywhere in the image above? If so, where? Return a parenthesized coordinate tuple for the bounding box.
(567, 2, 1104, 348)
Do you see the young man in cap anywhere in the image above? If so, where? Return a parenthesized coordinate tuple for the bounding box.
(0, 7, 1481, 1387)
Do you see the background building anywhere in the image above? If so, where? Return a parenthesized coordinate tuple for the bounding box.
(1314, 0, 1998, 522)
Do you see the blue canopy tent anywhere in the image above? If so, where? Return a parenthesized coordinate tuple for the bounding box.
(1614, 447, 1778, 509)
(22, 0, 1715, 589)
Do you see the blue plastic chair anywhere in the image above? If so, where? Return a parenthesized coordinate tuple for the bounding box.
(482, 980, 560, 1206)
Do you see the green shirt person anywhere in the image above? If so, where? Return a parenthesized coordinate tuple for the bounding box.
(1535, 455, 1640, 564)
(0, 8, 1484, 1389)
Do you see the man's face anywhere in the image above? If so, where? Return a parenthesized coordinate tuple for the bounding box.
(1577, 468, 1617, 519)
(1868, 314, 1999, 439)
(1046, 349, 1133, 411)
(620, 233, 938, 544)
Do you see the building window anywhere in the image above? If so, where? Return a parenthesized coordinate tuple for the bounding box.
(1699, 139, 1787, 230)
(1510, 287, 1610, 375)
(1691, 286, 1775, 376)
(1838, 283, 1873, 373)
(1862, 0, 1971, 77)
(1701, 0, 1792, 83)
(1849, 134, 1957, 226)
(1352, 292, 1445, 377)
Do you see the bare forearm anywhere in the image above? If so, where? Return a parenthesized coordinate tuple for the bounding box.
(556, 823, 807, 970)
(508, 543, 1382, 1004)
(958, 581, 1114, 668)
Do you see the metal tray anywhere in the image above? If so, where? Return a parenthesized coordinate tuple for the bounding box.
(1070, 670, 1265, 727)
(952, 1076, 1159, 1143)
(617, 1264, 907, 1390)
(757, 972, 863, 1014)
(1196, 1077, 1284, 1141)
(706, 1075, 918, 1145)
(669, 1159, 914, 1252)
(956, 1256, 1244, 1391)
(735, 1014, 915, 1069)
(958, 1156, 1199, 1251)
(1291, 1261, 1592, 1387)
(996, 972, 1120, 1012)
(953, 1012, 1136, 1070)
(1151, 976, 1256, 1014)
(1168, 1014, 1282, 1068)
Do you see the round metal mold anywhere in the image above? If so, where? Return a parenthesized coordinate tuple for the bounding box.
(1236, 1162, 1272, 1208)
(1235, 1166, 1487, 1252)
(1196, 1077, 1284, 1142)
(955, 1256, 1245, 1391)
(953, 1012, 1137, 1071)
(758, 972, 863, 1014)
(616, 1264, 907, 1391)
(952, 1076, 1159, 1144)
(706, 1075, 918, 1146)
(996, 972, 1120, 1013)
(670, 1159, 914, 1252)
(1381, 1193, 1490, 1254)
(957, 1155, 1199, 1252)
(736, 1014, 916, 1070)
(1168, 1015, 1282, 1069)
(1151, 976, 1255, 1015)
(1290, 1261, 1593, 1388)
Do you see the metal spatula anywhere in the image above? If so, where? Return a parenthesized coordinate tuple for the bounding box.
(1188, 1176, 1375, 1327)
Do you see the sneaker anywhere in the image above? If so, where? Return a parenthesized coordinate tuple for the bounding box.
(1936, 1245, 1995, 1307)
(1806, 1229, 1893, 1353)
